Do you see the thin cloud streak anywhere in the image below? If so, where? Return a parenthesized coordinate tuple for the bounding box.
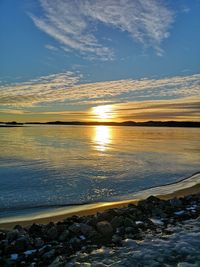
(30, 0, 174, 59)
(1, 96, 199, 122)
(111, 96, 200, 121)
(0, 73, 199, 107)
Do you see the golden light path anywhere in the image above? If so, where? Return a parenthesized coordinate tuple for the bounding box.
(93, 126, 112, 151)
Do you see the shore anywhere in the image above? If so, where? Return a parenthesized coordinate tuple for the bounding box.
(0, 172, 200, 266)
(0, 172, 199, 230)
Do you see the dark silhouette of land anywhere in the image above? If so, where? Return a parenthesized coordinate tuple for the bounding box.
(0, 121, 200, 127)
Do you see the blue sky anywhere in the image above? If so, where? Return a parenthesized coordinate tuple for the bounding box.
(0, 0, 199, 121)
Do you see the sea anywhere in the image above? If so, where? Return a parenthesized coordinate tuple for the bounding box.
(0, 125, 199, 218)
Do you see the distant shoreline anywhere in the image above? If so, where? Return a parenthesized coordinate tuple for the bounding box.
(1, 120, 200, 128)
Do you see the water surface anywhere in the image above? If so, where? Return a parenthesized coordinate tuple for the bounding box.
(0, 125, 199, 217)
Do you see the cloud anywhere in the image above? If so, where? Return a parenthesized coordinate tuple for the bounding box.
(0, 73, 199, 108)
(2, 96, 199, 122)
(45, 44, 59, 51)
(110, 96, 200, 121)
(30, 0, 174, 59)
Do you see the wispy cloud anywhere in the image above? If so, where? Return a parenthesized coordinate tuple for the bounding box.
(0, 72, 199, 109)
(110, 96, 200, 121)
(1, 96, 199, 122)
(45, 44, 59, 51)
(30, 0, 174, 59)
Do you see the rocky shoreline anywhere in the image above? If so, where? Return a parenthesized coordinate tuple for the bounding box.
(1, 193, 200, 266)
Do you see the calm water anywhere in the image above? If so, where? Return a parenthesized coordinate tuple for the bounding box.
(0, 125, 199, 218)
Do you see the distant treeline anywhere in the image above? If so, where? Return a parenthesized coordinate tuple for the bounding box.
(1, 120, 200, 127)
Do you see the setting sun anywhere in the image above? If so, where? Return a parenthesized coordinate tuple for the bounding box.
(92, 105, 112, 120)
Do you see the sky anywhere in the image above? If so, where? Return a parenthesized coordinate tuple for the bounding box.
(0, 0, 200, 122)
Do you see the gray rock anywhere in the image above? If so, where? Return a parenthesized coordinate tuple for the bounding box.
(47, 226, 58, 240)
(15, 236, 29, 252)
(34, 237, 44, 248)
(69, 223, 81, 235)
(69, 237, 81, 250)
(49, 256, 64, 267)
(42, 248, 55, 259)
(124, 217, 134, 227)
(96, 221, 113, 237)
(7, 230, 19, 242)
(112, 234, 122, 244)
(110, 216, 124, 229)
(59, 230, 70, 241)
(80, 223, 94, 237)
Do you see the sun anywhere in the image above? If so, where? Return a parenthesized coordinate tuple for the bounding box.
(92, 105, 112, 120)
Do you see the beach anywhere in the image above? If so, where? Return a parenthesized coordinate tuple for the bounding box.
(0, 173, 200, 266)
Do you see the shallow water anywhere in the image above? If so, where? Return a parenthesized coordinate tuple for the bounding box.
(0, 125, 199, 217)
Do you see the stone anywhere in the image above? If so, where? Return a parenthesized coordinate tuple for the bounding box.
(170, 198, 183, 208)
(112, 234, 122, 244)
(69, 237, 81, 250)
(48, 256, 64, 267)
(47, 226, 58, 240)
(42, 249, 55, 259)
(29, 224, 43, 236)
(110, 216, 124, 230)
(7, 230, 19, 242)
(124, 217, 134, 227)
(96, 221, 113, 237)
(59, 230, 70, 241)
(96, 209, 117, 222)
(69, 223, 81, 235)
(34, 237, 44, 248)
(15, 236, 29, 252)
(56, 224, 67, 234)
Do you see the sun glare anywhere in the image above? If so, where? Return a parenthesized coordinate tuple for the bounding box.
(93, 126, 112, 151)
(92, 105, 112, 120)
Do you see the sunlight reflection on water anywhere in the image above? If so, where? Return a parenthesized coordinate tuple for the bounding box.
(93, 126, 112, 151)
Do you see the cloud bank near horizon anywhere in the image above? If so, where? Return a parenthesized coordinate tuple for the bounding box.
(0, 72, 199, 121)
(30, 0, 174, 59)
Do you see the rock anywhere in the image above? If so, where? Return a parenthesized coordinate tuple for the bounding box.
(7, 230, 19, 242)
(34, 237, 44, 248)
(96, 221, 113, 237)
(124, 217, 135, 227)
(112, 234, 122, 244)
(125, 227, 135, 234)
(56, 223, 67, 234)
(69, 237, 81, 250)
(38, 244, 52, 257)
(96, 209, 117, 222)
(48, 256, 64, 267)
(79, 223, 94, 237)
(0, 231, 6, 241)
(110, 216, 124, 230)
(29, 224, 43, 236)
(47, 226, 58, 240)
(14, 236, 29, 252)
(146, 195, 161, 203)
(69, 223, 81, 235)
(177, 263, 199, 267)
(170, 198, 183, 208)
(13, 225, 25, 233)
(42, 248, 55, 259)
(59, 230, 70, 241)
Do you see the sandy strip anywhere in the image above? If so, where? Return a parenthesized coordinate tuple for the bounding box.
(0, 172, 199, 229)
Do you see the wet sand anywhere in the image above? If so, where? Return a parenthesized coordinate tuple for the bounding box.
(0, 172, 199, 230)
